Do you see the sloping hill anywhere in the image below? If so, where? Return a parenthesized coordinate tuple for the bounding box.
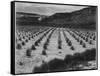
(16, 6, 97, 30)
(16, 12, 47, 25)
(42, 6, 97, 29)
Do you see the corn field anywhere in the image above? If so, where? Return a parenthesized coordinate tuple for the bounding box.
(15, 25, 97, 74)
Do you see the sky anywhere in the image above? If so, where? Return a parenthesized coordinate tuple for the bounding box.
(15, 2, 88, 16)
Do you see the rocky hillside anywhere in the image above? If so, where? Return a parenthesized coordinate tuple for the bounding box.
(16, 6, 97, 29)
(16, 12, 47, 25)
(42, 6, 97, 29)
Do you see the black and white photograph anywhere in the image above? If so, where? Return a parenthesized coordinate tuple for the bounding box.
(11, 1, 97, 75)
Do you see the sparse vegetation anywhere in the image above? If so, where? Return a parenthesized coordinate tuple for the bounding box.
(16, 26, 96, 73)
(58, 29, 62, 49)
(26, 49, 32, 57)
(16, 44, 22, 50)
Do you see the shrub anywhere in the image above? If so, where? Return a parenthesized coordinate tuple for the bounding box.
(19, 38, 22, 41)
(22, 41, 25, 46)
(16, 44, 22, 50)
(59, 51, 62, 54)
(23, 36, 25, 39)
(29, 37, 31, 40)
(18, 61, 24, 66)
(90, 36, 92, 39)
(70, 46, 75, 50)
(79, 40, 83, 45)
(26, 49, 32, 57)
(31, 45, 36, 50)
(83, 37, 86, 40)
(25, 39, 28, 42)
(42, 50, 47, 55)
(31, 36, 34, 38)
(82, 43, 86, 48)
(93, 36, 96, 40)
(76, 38, 80, 42)
(43, 43, 48, 50)
(34, 41, 39, 46)
(58, 45, 62, 49)
(68, 41, 72, 46)
(85, 38, 88, 42)
(89, 40, 93, 44)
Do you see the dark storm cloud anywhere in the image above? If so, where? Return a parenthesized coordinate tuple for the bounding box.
(15, 2, 87, 16)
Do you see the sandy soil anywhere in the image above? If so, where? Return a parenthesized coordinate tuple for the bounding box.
(15, 27, 97, 74)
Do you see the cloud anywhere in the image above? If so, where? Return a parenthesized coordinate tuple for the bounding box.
(15, 2, 87, 16)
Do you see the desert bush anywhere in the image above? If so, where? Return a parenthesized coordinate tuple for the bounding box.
(58, 40, 62, 49)
(29, 37, 31, 40)
(18, 61, 24, 66)
(79, 40, 83, 45)
(89, 40, 93, 44)
(70, 46, 75, 50)
(68, 41, 72, 46)
(90, 36, 92, 39)
(23, 36, 25, 39)
(43, 43, 48, 50)
(58, 30, 62, 49)
(16, 44, 22, 50)
(25, 39, 28, 42)
(82, 43, 86, 48)
(82, 37, 86, 40)
(31, 36, 34, 38)
(34, 41, 39, 46)
(19, 38, 22, 41)
(34, 29, 52, 47)
(93, 36, 96, 40)
(26, 49, 32, 57)
(85, 38, 88, 42)
(42, 50, 47, 55)
(31, 45, 36, 50)
(76, 38, 80, 42)
(22, 41, 25, 46)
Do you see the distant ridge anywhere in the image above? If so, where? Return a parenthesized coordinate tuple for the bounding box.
(42, 6, 97, 29)
(16, 6, 97, 30)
